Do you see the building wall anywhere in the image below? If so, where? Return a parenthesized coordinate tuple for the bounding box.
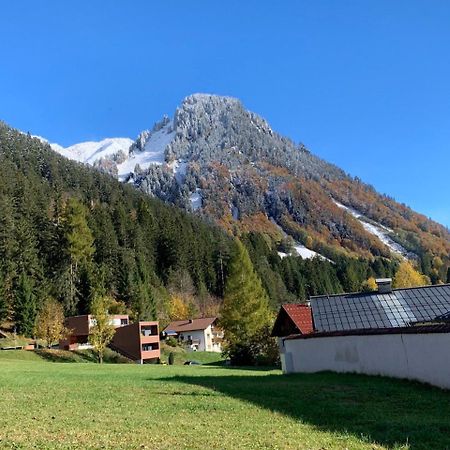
(111, 321, 160, 363)
(281, 332, 450, 390)
(110, 322, 141, 360)
(184, 329, 207, 351)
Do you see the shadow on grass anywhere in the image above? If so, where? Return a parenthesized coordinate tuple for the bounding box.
(35, 349, 94, 363)
(161, 371, 450, 450)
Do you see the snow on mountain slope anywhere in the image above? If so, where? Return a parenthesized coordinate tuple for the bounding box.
(270, 218, 331, 261)
(51, 138, 133, 164)
(117, 121, 175, 181)
(40, 121, 177, 183)
(332, 199, 412, 258)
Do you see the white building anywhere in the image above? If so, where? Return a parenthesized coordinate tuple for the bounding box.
(280, 325, 450, 389)
(163, 317, 223, 352)
(274, 280, 450, 389)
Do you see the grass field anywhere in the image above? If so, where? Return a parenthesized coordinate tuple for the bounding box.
(1, 351, 450, 449)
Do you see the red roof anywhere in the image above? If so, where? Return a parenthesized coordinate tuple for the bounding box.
(164, 317, 217, 333)
(271, 304, 313, 337)
(283, 304, 314, 334)
(282, 303, 314, 334)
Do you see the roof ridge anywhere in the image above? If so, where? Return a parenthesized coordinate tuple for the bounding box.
(310, 283, 450, 301)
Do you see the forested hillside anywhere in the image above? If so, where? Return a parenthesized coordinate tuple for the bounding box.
(0, 124, 233, 333)
(0, 123, 410, 336)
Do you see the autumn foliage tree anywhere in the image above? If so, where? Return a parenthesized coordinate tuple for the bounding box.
(34, 297, 67, 347)
(393, 261, 430, 288)
(89, 295, 116, 364)
(168, 294, 190, 321)
(361, 277, 378, 292)
(62, 198, 95, 314)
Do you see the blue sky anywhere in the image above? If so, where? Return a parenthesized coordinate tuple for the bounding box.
(0, 1, 449, 227)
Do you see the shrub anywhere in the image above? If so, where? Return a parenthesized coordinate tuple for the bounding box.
(165, 336, 178, 347)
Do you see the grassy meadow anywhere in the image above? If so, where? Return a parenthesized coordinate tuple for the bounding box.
(0, 350, 450, 449)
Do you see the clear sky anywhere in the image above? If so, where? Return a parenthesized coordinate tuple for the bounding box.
(0, 1, 449, 227)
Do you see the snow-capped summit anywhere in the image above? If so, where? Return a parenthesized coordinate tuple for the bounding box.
(53, 138, 134, 164)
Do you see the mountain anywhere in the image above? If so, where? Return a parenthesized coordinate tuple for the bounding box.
(50, 94, 450, 284)
(1, 121, 401, 326)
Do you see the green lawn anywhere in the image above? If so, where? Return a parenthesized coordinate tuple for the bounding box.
(0, 351, 449, 449)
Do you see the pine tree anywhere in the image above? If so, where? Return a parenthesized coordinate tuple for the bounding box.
(14, 272, 36, 336)
(131, 280, 156, 320)
(221, 240, 272, 361)
(0, 273, 8, 321)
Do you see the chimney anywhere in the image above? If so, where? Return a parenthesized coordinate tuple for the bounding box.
(376, 278, 392, 294)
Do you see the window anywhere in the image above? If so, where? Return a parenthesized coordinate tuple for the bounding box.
(120, 319, 128, 326)
(142, 343, 158, 352)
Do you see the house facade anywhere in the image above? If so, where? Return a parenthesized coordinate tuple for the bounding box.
(59, 315, 160, 363)
(163, 318, 223, 352)
(110, 321, 160, 363)
(59, 314, 129, 350)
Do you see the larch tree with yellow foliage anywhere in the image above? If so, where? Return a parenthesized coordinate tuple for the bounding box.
(221, 239, 273, 364)
(168, 295, 190, 321)
(361, 277, 378, 292)
(393, 261, 430, 289)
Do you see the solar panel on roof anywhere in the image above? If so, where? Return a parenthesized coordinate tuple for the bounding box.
(310, 285, 450, 333)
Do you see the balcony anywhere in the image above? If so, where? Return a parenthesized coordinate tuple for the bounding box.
(141, 334, 159, 344)
(141, 325, 158, 337)
(141, 349, 160, 360)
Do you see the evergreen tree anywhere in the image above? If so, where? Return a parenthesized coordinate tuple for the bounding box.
(0, 273, 8, 321)
(131, 280, 156, 320)
(14, 272, 36, 336)
(221, 240, 272, 363)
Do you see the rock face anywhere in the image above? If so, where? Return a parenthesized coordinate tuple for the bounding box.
(50, 93, 450, 264)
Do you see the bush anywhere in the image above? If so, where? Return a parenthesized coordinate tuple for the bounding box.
(168, 352, 175, 365)
(225, 326, 280, 367)
(165, 337, 178, 347)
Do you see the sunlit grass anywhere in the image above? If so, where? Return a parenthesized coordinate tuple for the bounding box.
(0, 351, 449, 449)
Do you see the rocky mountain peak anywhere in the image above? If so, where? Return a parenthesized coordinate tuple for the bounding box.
(43, 94, 450, 269)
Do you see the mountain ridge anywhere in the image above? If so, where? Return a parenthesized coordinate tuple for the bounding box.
(34, 93, 450, 283)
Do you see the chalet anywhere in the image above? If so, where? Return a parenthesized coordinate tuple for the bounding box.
(276, 279, 450, 389)
(59, 315, 160, 364)
(163, 317, 223, 352)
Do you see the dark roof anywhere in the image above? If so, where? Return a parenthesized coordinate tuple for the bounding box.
(434, 311, 450, 322)
(283, 323, 450, 341)
(271, 304, 313, 337)
(163, 318, 217, 333)
(310, 284, 450, 333)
